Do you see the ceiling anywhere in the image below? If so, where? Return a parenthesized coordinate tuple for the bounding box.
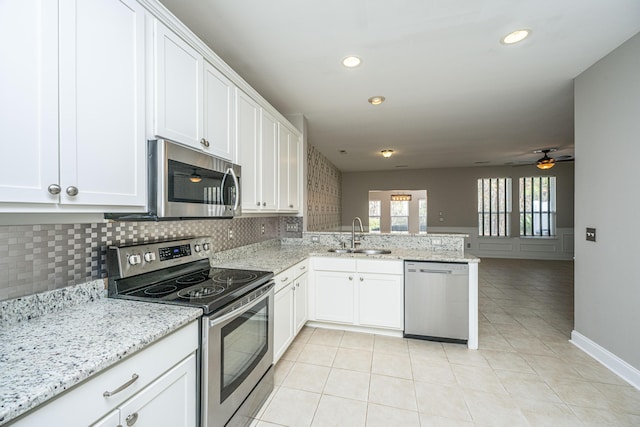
(158, 0, 640, 172)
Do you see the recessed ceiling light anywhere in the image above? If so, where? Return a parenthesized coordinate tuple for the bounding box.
(381, 149, 394, 158)
(501, 29, 531, 45)
(368, 96, 386, 105)
(342, 56, 362, 68)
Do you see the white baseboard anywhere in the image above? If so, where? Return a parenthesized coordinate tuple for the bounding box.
(571, 330, 640, 390)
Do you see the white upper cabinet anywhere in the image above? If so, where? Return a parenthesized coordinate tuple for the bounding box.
(153, 23, 236, 161)
(260, 110, 279, 210)
(237, 90, 279, 212)
(59, 0, 146, 207)
(153, 20, 203, 148)
(236, 89, 261, 210)
(0, 0, 146, 211)
(203, 62, 235, 160)
(278, 124, 301, 212)
(0, 0, 59, 205)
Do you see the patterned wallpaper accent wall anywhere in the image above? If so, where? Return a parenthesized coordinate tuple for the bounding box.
(307, 143, 342, 231)
(0, 216, 302, 301)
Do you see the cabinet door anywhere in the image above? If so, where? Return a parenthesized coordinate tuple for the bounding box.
(358, 273, 404, 330)
(154, 20, 203, 149)
(260, 110, 278, 210)
(274, 285, 294, 362)
(0, 0, 59, 205)
(236, 89, 260, 210)
(314, 271, 354, 324)
(204, 62, 235, 160)
(91, 409, 120, 427)
(118, 354, 197, 427)
(59, 0, 146, 207)
(294, 273, 308, 333)
(277, 124, 300, 211)
(288, 133, 300, 211)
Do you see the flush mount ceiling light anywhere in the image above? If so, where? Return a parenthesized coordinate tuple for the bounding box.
(501, 29, 531, 45)
(342, 56, 362, 68)
(189, 169, 202, 183)
(368, 96, 386, 105)
(381, 149, 394, 158)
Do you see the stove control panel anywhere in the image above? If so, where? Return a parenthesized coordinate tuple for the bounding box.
(108, 237, 213, 279)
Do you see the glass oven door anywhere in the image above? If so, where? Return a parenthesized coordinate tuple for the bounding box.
(202, 285, 274, 427)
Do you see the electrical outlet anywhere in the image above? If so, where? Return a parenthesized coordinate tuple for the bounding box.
(261, 224, 265, 234)
(311, 235, 320, 243)
(466, 242, 471, 249)
(586, 227, 596, 242)
(432, 238, 442, 246)
(286, 223, 299, 232)
(228, 228, 234, 240)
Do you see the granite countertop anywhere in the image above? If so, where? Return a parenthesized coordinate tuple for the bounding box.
(0, 298, 202, 425)
(213, 243, 479, 275)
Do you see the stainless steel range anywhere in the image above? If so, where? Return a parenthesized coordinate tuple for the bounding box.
(107, 237, 275, 427)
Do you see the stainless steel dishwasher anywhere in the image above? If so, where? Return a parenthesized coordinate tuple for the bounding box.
(404, 261, 469, 344)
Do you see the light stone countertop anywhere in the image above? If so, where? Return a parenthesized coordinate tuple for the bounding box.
(212, 242, 479, 275)
(0, 298, 202, 425)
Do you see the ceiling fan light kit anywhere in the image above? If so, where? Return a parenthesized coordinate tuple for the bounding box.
(381, 149, 394, 158)
(536, 156, 555, 169)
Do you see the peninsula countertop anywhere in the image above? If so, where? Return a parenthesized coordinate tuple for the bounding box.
(0, 296, 202, 425)
(211, 241, 479, 275)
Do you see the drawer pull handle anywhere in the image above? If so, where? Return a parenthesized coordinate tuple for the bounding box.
(281, 277, 289, 282)
(126, 412, 139, 426)
(103, 373, 139, 397)
(300, 266, 306, 270)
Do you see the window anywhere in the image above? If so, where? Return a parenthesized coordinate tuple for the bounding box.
(390, 200, 409, 233)
(368, 200, 381, 233)
(477, 177, 512, 237)
(418, 199, 427, 233)
(519, 176, 556, 236)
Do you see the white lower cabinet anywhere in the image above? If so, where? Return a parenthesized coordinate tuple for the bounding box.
(273, 260, 308, 362)
(310, 258, 404, 331)
(92, 353, 196, 427)
(12, 321, 198, 427)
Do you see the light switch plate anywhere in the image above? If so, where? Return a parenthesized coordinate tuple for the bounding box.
(586, 227, 596, 242)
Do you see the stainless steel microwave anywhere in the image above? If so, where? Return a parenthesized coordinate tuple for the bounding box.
(106, 139, 241, 220)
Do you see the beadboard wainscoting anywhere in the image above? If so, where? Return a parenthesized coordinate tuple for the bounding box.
(428, 226, 575, 260)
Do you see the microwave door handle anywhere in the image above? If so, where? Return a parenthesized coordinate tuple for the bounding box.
(227, 167, 240, 211)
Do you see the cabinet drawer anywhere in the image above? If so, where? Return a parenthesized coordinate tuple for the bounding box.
(356, 259, 403, 275)
(274, 259, 308, 292)
(12, 321, 199, 427)
(312, 257, 357, 272)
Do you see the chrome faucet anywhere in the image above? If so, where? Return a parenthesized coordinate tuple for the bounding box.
(351, 217, 364, 249)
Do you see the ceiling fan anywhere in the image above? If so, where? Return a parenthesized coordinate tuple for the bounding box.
(516, 148, 574, 169)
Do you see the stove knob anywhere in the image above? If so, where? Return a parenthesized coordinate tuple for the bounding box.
(203, 242, 210, 251)
(194, 244, 202, 253)
(143, 251, 156, 263)
(128, 254, 142, 266)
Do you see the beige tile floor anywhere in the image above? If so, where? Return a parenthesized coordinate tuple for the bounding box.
(251, 258, 640, 426)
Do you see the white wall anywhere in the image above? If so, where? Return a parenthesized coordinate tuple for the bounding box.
(574, 32, 640, 381)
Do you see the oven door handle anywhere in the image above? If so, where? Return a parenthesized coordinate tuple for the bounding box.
(209, 284, 273, 327)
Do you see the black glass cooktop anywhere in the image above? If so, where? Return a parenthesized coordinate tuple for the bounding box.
(119, 266, 273, 314)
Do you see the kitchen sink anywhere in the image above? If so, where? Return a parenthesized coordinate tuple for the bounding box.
(327, 248, 354, 253)
(353, 248, 392, 255)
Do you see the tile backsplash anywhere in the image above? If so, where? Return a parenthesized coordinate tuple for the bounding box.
(0, 216, 302, 301)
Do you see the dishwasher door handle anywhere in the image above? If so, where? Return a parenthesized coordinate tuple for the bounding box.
(418, 269, 453, 274)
